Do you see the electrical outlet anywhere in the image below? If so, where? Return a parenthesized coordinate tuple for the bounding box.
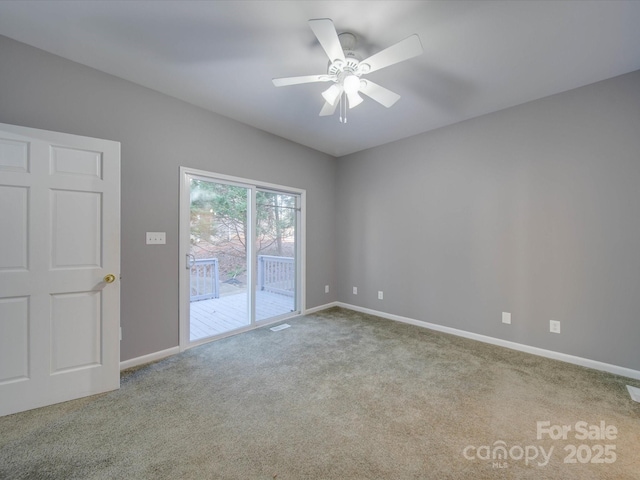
(378, 291, 383, 300)
(325, 285, 329, 293)
(353, 286, 357, 295)
(502, 312, 511, 324)
(146, 232, 166, 244)
(550, 320, 561, 334)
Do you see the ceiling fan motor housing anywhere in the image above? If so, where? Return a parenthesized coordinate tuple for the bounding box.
(328, 33, 369, 87)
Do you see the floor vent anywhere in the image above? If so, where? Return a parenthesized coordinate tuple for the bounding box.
(270, 324, 291, 332)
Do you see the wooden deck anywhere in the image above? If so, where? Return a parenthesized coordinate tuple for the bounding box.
(190, 290, 295, 341)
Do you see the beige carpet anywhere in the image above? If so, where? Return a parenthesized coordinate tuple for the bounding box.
(1, 307, 639, 479)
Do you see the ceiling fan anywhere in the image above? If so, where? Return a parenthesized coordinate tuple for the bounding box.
(272, 18, 423, 122)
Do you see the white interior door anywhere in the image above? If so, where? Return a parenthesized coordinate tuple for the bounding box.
(0, 122, 120, 417)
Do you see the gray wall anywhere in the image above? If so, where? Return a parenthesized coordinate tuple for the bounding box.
(0, 36, 338, 361)
(337, 70, 640, 371)
(2, 34, 638, 372)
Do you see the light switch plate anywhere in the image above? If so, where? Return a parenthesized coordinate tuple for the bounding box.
(146, 232, 166, 244)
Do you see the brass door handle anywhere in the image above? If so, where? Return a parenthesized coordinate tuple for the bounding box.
(104, 274, 116, 284)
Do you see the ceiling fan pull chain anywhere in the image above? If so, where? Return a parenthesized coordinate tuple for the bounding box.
(344, 94, 347, 123)
(343, 92, 349, 124)
(345, 93, 348, 123)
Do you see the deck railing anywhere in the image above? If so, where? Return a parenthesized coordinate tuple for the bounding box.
(190, 258, 220, 301)
(257, 255, 295, 297)
(190, 255, 294, 301)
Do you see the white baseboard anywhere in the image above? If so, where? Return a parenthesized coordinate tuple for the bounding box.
(304, 301, 339, 315)
(119, 304, 640, 381)
(333, 302, 640, 381)
(120, 346, 180, 371)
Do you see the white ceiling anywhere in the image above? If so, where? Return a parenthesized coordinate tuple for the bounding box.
(1, 1, 639, 157)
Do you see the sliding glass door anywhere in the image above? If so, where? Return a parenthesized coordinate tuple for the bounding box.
(255, 190, 298, 321)
(188, 177, 251, 341)
(180, 168, 304, 348)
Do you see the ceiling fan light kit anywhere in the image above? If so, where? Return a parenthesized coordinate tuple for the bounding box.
(272, 18, 423, 123)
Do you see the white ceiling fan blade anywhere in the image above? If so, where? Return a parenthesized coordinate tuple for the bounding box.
(272, 75, 333, 87)
(359, 34, 423, 74)
(308, 18, 346, 63)
(359, 80, 401, 108)
(319, 101, 338, 116)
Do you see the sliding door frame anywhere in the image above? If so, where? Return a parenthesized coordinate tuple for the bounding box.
(179, 166, 306, 351)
